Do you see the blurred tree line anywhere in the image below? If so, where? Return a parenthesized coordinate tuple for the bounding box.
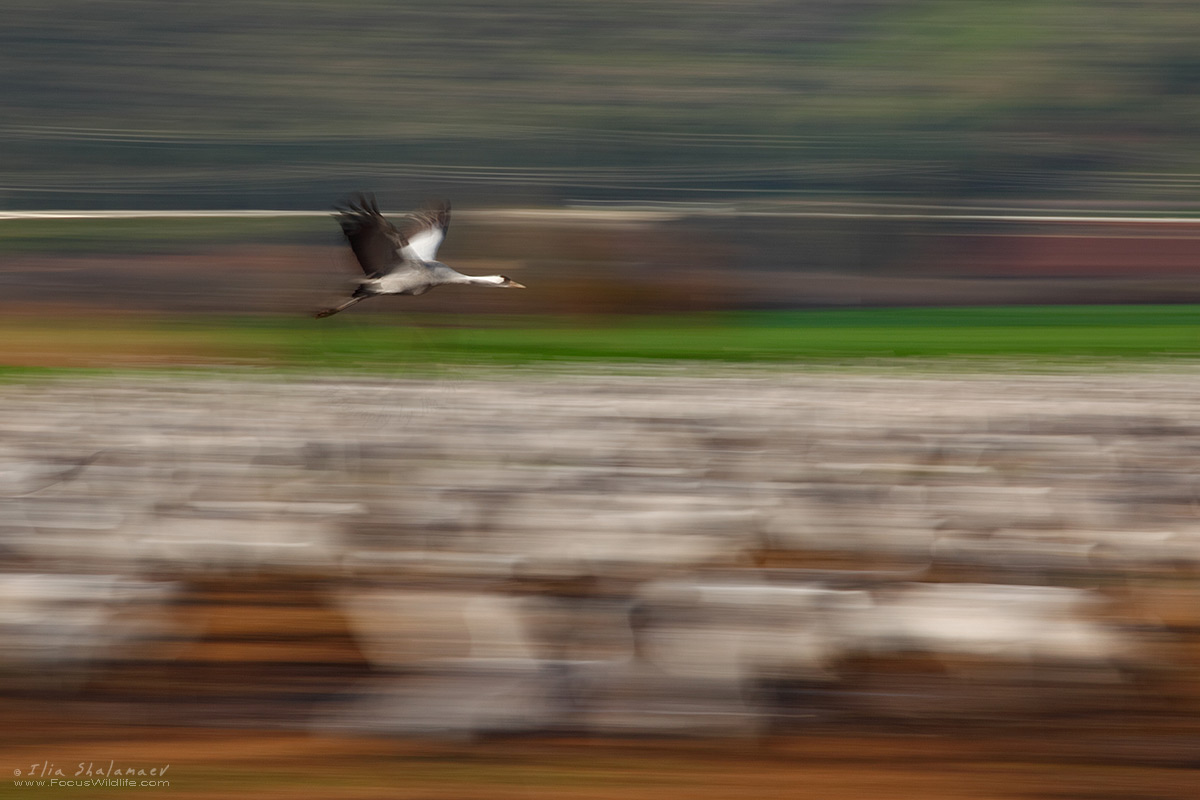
(2, 0, 1199, 209)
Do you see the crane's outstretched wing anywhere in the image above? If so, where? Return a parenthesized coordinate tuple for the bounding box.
(401, 201, 451, 262)
(334, 194, 409, 277)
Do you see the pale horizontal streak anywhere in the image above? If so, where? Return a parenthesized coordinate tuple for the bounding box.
(2, 208, 1200, 224)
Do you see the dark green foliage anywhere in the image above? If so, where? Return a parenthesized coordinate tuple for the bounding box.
(3, 1, 1200, 208)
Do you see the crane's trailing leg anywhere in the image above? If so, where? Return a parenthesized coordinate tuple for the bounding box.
(315, 294, 368, 318)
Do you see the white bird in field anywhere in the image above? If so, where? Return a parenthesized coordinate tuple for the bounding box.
(316, 194, 525, 318)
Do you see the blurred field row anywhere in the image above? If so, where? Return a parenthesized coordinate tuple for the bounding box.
(5, 368, 1200, 796)
(3, 371, 1200, 731)
(4, 210, 1200, 327)
(0, 306, 1197, 372)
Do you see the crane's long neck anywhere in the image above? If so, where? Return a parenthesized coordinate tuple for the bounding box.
(455, 274, 507, 286)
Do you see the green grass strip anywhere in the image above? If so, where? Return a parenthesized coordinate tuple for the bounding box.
(0, 305, 1196, 374)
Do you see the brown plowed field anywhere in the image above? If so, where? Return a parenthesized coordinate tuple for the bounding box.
(4, 574, 1199, 800)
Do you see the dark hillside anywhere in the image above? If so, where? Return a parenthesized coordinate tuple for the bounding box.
(3, 1, 1199, 208)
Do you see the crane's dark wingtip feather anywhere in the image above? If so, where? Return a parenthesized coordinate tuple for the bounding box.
(333, 193, 388, 237)
(333, 193, 379, 215)
(332, 194, 408, 275)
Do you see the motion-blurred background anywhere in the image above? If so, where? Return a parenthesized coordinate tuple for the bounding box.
(3, 3, 1200, 798)
(5, 0, 1200, 209)
(3, 2, 1200, 320)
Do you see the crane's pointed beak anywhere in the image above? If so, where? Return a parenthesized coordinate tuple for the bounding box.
(500, 276, 526, 288)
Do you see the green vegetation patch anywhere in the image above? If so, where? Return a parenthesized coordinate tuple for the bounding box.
(3, 305, 1192, 374)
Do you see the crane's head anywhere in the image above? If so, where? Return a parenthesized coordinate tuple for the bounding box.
(497, 275, 526, 288)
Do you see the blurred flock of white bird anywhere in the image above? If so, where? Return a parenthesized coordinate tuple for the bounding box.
(1, 370, 1199, 735)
